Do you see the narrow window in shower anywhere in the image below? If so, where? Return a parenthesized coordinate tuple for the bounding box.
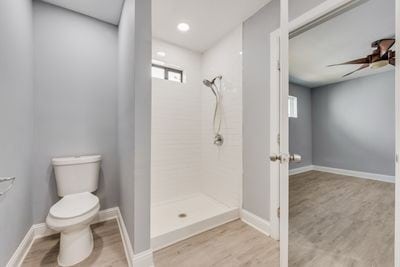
(151, 63, 183, 83)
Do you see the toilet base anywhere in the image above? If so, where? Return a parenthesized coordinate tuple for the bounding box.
(58, 225, 94, 266)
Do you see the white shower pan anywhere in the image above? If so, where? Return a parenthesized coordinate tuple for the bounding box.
(151, 193, 239, 251)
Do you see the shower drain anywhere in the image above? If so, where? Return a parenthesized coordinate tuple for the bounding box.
(178, 213, 187, 218)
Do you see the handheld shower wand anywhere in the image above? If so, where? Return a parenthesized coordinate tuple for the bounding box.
(203, 76, 223, 146)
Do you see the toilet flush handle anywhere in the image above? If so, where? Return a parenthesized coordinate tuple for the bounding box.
(0, 177, 16, 196)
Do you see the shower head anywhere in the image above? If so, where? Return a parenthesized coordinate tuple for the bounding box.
(203, 79, 218, 97)
(203, 75, 222, 87)
(203, 79, 213, 87)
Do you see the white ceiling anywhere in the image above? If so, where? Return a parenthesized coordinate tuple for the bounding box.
(289, 0, 395, 88)
(40, 0, 125, 25)
(152, 0, 272, 52)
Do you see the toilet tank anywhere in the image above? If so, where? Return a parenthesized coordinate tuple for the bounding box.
(52, 155, 101, 196)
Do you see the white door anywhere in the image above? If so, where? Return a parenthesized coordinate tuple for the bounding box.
(269, 29, 301, 267)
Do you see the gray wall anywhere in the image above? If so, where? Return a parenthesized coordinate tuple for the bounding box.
(32, 1, 119, 222)
(118, 0, 136, 254)
(118, 0, 152, 254)
(312, 71, 395, 176)
(0, 0, 34, 265)
(289, 83, 312, 169)
(243, 0, 339, 221)
(132, 0, 152, 253)
(243, 0, 280, 220)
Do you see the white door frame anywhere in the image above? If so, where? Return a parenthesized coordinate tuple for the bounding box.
(270, 0, 400, 266)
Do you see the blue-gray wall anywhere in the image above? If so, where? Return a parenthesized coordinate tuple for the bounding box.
(243, 0, 280, 221)
(312, 71, 395, 176)
(32, 1, 119, 223)
(0, 0, 33, 265)
(132, 0, 152, 253)
(289, 83, 312, 169)
(118, 0, 136, 254)
(118, 0, 152, 254)
(243, 0, 326, 221)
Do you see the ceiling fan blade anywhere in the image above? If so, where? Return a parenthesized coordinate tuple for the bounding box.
(343, 63, 369, 77)
(389, 57, 396, 66)
(328, 57, 369, 66)
(376, 39, 395, 57)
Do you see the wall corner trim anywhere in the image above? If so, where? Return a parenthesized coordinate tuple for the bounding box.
(240, 209, 271, 236)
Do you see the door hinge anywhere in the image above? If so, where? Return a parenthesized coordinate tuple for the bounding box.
(277, 60, 281, 71)
(277, 207, 280, 218)
(277, 133, 280, 145)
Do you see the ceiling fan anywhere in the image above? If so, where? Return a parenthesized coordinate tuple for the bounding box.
(328, 38, 396, 77)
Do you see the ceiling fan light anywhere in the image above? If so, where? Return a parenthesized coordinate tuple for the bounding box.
(370, 60, 389, 69)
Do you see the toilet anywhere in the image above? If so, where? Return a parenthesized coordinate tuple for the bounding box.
(46, 155, 101, 266)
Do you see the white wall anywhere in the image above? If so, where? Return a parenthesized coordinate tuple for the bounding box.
(201, 26, 243, 208)
(151, 39, 203, 203)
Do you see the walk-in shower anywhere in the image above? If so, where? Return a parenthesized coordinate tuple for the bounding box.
(203, 75, 224, 146)
(150, 27, 243, 251)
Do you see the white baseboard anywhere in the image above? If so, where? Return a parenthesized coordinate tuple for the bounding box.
(114, 208, 135, 267)
(289, 165, 315, 175)
(5, 225, 35, 267)
(240, 209, 271, 237)
(289, 164, 395, 183)
(313, 165, 395, 183)
(6, 207, 154, 267)
(133, 249, 155, 267)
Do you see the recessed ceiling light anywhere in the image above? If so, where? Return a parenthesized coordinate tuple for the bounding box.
(157, 51, 166, 57)
(177, 23, 190, 32)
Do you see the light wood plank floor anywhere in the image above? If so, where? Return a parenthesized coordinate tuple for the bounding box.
(154, 219, 279, 267)
(290, 171, 394, 267)
(22, 219, 128, 267)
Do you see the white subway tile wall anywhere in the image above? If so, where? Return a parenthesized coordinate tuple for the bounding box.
(151, 27, 243, 209)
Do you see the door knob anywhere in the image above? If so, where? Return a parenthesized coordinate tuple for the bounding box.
(270, 154, 302, 163)
(270, 154, 282, 162)
(289, 154, 302, 162)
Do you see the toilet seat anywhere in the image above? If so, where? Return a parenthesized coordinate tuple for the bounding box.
(50, 192, 99, 219)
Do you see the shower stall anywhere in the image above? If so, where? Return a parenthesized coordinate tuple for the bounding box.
(151, 27, 243, 250)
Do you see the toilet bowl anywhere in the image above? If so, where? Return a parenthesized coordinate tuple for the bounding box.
(47, 192, 100, 266)
(46, 155, 101, 266)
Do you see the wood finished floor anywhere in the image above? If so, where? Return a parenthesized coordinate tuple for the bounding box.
(154, 219, 280, 267)
(20, 171, 393, 267)
(289, 171, 395, 267)
(22, 219, 128, 267)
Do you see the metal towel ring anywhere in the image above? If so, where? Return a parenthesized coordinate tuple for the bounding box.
(0, 177, 16, 196)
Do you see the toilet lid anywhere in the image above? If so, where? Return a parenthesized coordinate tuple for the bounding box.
(50, 192, 99, 219)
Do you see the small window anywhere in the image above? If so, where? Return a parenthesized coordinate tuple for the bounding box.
(151, 64, 183, 83)
(288, 96, 298, 118)
(152, 65, 165, 79)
